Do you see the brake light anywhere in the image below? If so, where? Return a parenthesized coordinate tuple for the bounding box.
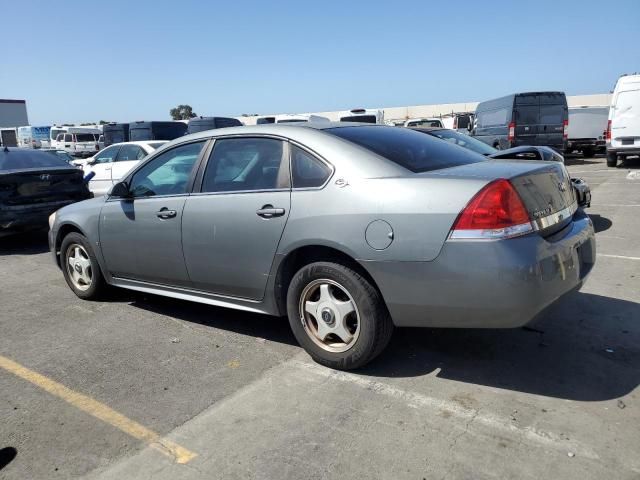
(507, 122, 515, 141)
(606, 120, 612, 142)
(450, 179, 533, 240)
(563, 120, 569, 139)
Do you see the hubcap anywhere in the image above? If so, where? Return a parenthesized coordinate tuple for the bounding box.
(299, 279, 360, 353)
(65, 244, 93, 291)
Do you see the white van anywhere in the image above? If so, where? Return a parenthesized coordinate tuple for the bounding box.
(607, 74, 640, 167)
(17, 126, 52, 148)
(339, 108, 384, 124)
(567, 106, 608, 157)
(50, 126, 101, 150)
(256, 114, 330, 124)
(404, 118, 444, 128)
(55, 130, 102, 158)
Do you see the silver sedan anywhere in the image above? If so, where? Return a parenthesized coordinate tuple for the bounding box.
(49, 124, 596, 369)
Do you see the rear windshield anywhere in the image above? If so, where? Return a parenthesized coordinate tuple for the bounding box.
(407, 119, 442, 127)
(75, 133, 97, 142)
(147, 142, 166, 150)
(277, 119, 307, 123)
(0, 151, 70, 170)
(340, 115, 378, 124)
(326, 126, 486, 173)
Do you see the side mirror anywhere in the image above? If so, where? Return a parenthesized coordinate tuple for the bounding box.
(86, 159, 96, 166)
(110, 181, 131, 198)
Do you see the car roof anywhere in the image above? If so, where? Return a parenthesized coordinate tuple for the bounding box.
(108, 140, 169, 147)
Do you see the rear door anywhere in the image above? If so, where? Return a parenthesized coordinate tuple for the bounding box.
(514, 96, 540, 145)
(182, 136, 291, 299)
(611, 89, 640, 147)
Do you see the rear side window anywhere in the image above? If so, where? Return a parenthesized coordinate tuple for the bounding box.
(326, 126, 485, 173)
(476, 108, 508, 127)
(291, 145, 331, 188)
(202, 138, 287, 192)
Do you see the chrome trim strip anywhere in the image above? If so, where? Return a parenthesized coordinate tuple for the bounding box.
(531, 202, 578, 231)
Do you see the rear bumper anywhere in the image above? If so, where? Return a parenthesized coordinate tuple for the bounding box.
(364, 209, 596, 328)
(608, 147, 640, 157)
(0, 201, 76, 234)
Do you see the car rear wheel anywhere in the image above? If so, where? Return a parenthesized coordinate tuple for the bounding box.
(606, 151, 618, 167)
(286, 262, 394, 370)
(60, 232, 107, 300)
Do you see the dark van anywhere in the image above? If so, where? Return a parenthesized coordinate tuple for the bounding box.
(187, 116, 242, 134)
(102, 123, 130, 147)
(472, 92, 568, 152)
(129, 121, 187, 141)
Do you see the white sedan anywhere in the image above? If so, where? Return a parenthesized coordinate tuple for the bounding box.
(77, 141, 168, 196)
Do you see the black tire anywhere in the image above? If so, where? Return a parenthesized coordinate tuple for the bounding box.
(286, 262, 394, 370)
(606, 151, 618, 167)
(60, 232, 108, 300)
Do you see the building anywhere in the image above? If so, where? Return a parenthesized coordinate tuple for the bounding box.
(0, 99, 29, 128)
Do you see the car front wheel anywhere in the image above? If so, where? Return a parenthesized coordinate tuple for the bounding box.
(60, 232, 107, 300)
(606, 151, 618, 167)
(286, 262, 394, 370)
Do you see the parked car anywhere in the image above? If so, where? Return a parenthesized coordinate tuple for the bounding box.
(403, 118, 444, 128)
(49, 124, 595, 369)
(566, 106, 609, 157)
(606, 74, 640, 167)
(256, 114, 329, 124)
(411, 127, 591, 207)
(129, 121, 187, 142)
(55, 132, 101, 158)
(0, 147, 90, 237)
(472, 91, 568, 152)
(81, 140, 168, 196)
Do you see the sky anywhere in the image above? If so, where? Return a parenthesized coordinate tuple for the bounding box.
(1, 0, 639, 125)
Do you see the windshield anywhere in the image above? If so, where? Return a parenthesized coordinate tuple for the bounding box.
(425, 129, 497, 156)
(0, 150, 70, 170)
(339, 115, 378, 124)
(51, 129, 65, 140)
(326, 126, 486, 173)
(407, 120, 442, 127)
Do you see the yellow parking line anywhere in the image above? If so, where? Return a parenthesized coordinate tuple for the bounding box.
(0, 354, 197, 464)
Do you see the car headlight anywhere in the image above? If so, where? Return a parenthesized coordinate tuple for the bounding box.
(48, 211, 57, 229)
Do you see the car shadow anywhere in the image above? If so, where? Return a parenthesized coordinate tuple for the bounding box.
(0, 231, 49, 256)
(564, 156, 602, 166)
(359, 291, 639, 402)
(589, 214, 613, 233)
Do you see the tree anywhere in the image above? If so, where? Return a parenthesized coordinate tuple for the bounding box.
(170, 105, 197, 120)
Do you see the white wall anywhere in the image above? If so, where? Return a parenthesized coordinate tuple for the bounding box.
(237, 93, 612, 125)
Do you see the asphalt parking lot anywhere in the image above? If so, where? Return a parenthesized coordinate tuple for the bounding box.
(0, 155, 639, 480)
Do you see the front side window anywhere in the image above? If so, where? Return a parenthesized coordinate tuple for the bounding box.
(201, 137, 287, 193)
(129, 141, 205, 197)
(291, 145, 331, 188)
(115, 145, 146, 162)
(93, 145, 120, 164)
(64, 134, 73, 142)
(51, 129, 65, 140)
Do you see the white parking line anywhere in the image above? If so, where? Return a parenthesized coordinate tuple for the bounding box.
(292, 360, 599, 459)
(597, 253, 640, 261)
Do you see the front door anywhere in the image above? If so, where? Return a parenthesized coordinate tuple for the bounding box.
(182, 137, 291, 300)
(99, 140, 207, 287)
(87, 145, 120, 196)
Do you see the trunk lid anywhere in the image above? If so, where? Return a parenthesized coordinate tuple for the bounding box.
(0, 167, 88, 206)
(425, 160, 577, 234)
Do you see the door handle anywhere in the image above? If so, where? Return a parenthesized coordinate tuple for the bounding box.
(156, 208, 177, 219)
(256, 205, 285, 218)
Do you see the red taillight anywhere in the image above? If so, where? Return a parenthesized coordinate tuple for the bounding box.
(606, 120, 612, 142)
(563, 120, 569, 139)
(450, 179, 532, 240)
(507, 122, 515, 141)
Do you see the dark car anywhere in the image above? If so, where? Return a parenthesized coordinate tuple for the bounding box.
(129, 121, 187, 142)
(412, 127, 591, 208)
(472, 92, 568, 153)
(0, 147, 91, 237)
